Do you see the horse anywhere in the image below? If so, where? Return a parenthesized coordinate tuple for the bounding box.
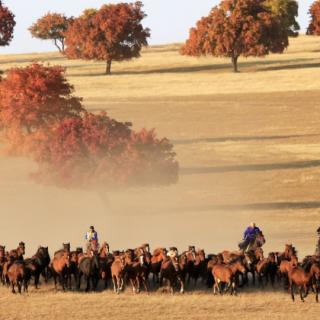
(0, 246, 7, 285)
(51, 251, 71, 291)
(212, 260, 246, 295)
(111, 253, 126, 294)
(54, 243, 71, 259)
(78, 251, 100, 292)
(124, 249, 149, 294)
(150, 248, 167, 285)
(159, 256, 185, 294)
(6, 260, 27, 294)
(24, 246, 51, 289)
(288, 262, 320, 302)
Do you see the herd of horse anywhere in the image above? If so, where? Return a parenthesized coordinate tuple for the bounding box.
(0, 237, 320, 303)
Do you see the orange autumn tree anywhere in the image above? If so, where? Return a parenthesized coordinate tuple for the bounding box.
(29, 13, 72, 52)
(0, 64, 178, 188)
(0, 0, 15, 47)
(181, 0, 289, 72)
(32, 113, 179, 188)
(0, 63, 84, 153)
(64, 1, 150, 74)
(307, 0, 320, 35)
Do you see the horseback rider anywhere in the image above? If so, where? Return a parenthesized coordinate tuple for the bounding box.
(85, 226, 99, 252)
(315, 226, 320, 256)
(239, 222, 263, 253)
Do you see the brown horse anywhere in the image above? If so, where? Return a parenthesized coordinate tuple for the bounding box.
(111, 253, 126, 294)
(212, 261, 246, 295)
(150, 248, 167, 284)
(7, 260, 27, 294)
(51, 251, 71, 291)
(288, 262, 320, 302)
(124, 249, 149, 294)
(159, 256, 185, 294)
(54, 243, 71, 259)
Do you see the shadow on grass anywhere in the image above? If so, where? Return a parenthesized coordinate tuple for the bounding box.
(177, 201, 320, 213)
(181, 159, 320, 175)
(67, 57, 320, 77)
(173, 133, 320, 145)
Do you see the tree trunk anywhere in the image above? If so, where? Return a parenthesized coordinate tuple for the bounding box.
(106, 60, 112, 75)
(231, 55, 239, 73)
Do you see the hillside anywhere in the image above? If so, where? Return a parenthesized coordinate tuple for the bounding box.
(0, 35, 320, 319)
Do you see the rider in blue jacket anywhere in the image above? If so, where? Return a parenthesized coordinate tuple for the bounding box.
(239, 222, 261, 252)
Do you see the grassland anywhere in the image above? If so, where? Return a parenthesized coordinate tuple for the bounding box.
(1, 35, 320, 319)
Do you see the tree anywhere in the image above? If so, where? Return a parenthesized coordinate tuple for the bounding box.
(0, 63, 84, 153)
(307, 0, 320, 35)
(32, 112, 179, 188)
(181, 0, 289, 72)
(0, 0, 15, 47)
(29, 13, 72, 52)
(64, 1, 150, 74)
(265, 0, 300, 37)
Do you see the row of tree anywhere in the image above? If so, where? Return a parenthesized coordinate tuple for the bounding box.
(2, 1, 320, 73)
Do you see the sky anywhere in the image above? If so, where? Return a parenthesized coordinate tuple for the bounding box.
(0, 0, 315, 54)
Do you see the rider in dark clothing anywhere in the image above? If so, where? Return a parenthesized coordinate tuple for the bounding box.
(239, 222, 262, 252)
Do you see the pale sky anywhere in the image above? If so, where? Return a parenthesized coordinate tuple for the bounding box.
(0, 0, 315, 54)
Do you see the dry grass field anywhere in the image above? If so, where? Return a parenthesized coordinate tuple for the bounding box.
(1, 35, 320, 319)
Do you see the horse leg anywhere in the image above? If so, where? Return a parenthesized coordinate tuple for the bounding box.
(290, 282, 295, 302)
(85, 276, 90, 292)
(232, 281, 237, 295)
(35, 272, 40, 289)
(11, 281, 16, 294)
(17, 280, 22, 294)
(299, 286, 305, 302)
(315, 284, 319, 303)
(179, 277, 185, 294)
(143, 276, 149, 293)
(77, 272, 82, 290)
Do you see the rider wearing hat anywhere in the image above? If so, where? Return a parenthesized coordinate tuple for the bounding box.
(85, 226, 99, 252)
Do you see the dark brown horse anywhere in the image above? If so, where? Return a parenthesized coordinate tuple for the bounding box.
(159, 256, 185, 294)
(124, 249, 149, 294)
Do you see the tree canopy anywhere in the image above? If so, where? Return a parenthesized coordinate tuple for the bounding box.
(64, 1, 150, 74)
(181, 0, 289, 72)
(0, 0, 15, 47)
(307, 0, 320, 35)
(265, 0, 300, 37)
(29, 12, 72, 52)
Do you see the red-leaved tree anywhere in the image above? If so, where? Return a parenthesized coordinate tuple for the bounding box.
(307, 0, 320, 35)
(32, 112, 179, 188)
(0, 0, 15, 47)
(64, 1, 150, 74)
(29, 13, 72, 52)
(181, 0, 289, 72)
(0, 63, 84, 153)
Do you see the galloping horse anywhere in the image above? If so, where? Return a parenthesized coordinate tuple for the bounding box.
(150, 248, 167, 285)
(124, 249, 149, 294)
(51, 251, 71, 291)
(212, 260, 246, 295)
(78, 251, 100, 292)
(111, 253, 126, 294)
(160, 255, 185, 294)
